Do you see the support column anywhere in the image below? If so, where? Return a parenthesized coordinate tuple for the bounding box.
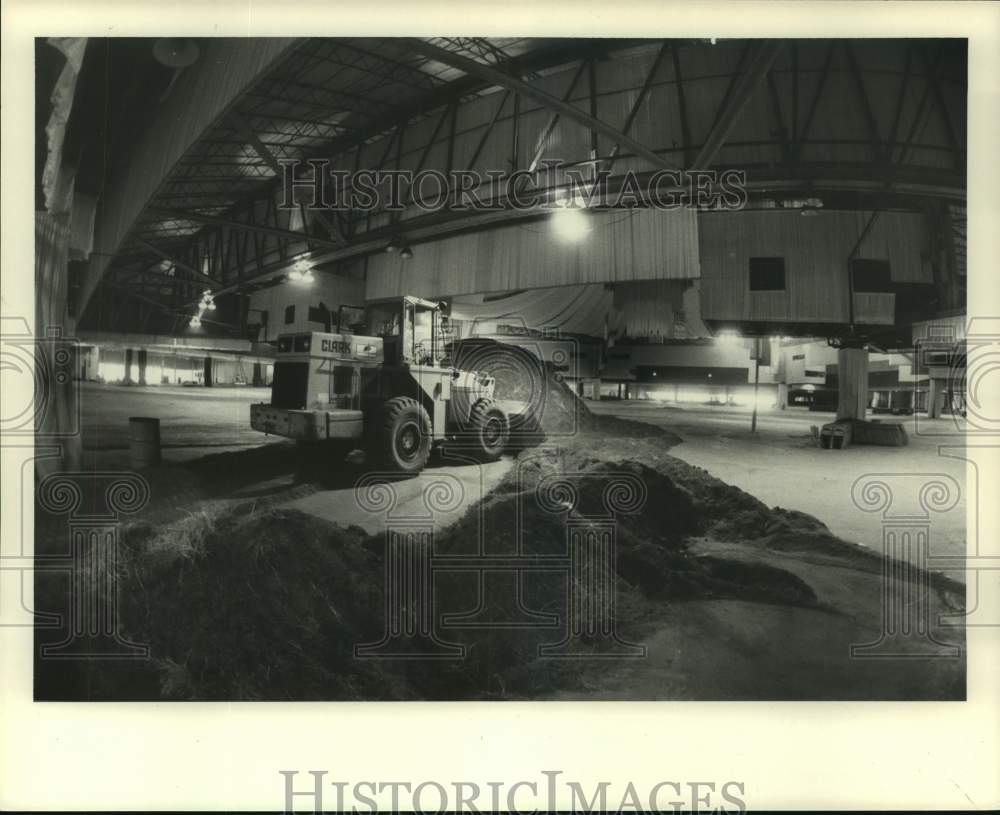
(35, 136, 82, 474)
(836, 347, 869, 420)
(253, 361, 263, 387)
(927, 377, 943, 419)
(137, 348, 148, 386)
(776, 382, 788, 409)
(123, 348, 134, 384)
(203, 356, 213, 387)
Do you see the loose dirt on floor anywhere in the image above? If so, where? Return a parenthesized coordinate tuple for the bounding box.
(39, 396, 963, 701)
(37, 372, 965, 701)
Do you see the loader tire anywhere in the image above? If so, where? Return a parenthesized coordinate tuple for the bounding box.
(469, 399, 510, 462)
(380, 396, 432, 474)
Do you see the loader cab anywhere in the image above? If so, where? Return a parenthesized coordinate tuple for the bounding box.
(367, 295, 447, 368)
(336, 304, 367, 335)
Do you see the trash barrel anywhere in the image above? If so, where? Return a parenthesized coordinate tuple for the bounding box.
(128, 417, 161, 468)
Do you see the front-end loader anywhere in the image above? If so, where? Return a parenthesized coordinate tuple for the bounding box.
(250, 296, 510, 473)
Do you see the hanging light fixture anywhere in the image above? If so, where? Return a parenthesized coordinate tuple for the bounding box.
(289, 258, 315, 285)
(550, 190, 591, 243)
(399, 245, 413, 260)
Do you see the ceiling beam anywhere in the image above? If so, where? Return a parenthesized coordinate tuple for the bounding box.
(104, 281, 238, 331)
(691, 39, 783, 170)
(796, 41, 837, 161)
(766, 70, 793, 165)
(527, 60, 588, 173)
(465, 89, 511, 171)
(229, 110, 348, 246)
(603, 42, 671, 175)
(147, 206, 346, 250)
(132, 237, 217, 287)
(190, 160, 963, 308)
(132, 40, 642, 293)
(845, 42, 886, 164)
(917, 48, 963, 172)
(403, 38, 680, 172)
(116, 264, 187, 287)
(103, 280, 184, 317)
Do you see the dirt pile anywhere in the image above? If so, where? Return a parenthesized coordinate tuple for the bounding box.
(81, 438, 828, 700)
(488, 447, 821, 602)
(109, 504, 408, 700)
(464, 341, 682, 445)
(532, 363, 595, 434)
(70, 422, 958, 700)
(406, 444, 823, 698)
(527, 440, 884, 569)
(451, 338, 654, 441)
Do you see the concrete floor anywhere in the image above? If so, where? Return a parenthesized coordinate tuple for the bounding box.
(590, 400, 966, 568)
(77, 382, 966, 569)
(285, 457, 514, 534)
(79, 380, 280, 465)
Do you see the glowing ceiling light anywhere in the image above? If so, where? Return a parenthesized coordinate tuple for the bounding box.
(189, 315, 202, 328)
(551, 208, 590, 242)
(715, 330, 742, 346)
(551, 195, 591, 243)
(549, 188, 592, 243)
(289, 259, 315, 285)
